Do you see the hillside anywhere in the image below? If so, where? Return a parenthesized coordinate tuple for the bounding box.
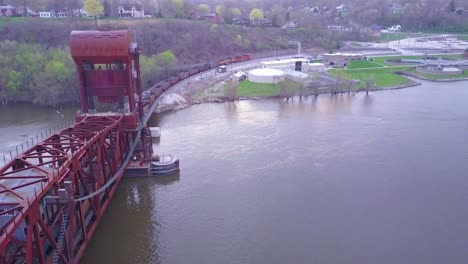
(0, 18, 322, 63)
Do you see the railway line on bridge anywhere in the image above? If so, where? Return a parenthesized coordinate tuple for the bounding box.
(0, 30, 172, 264)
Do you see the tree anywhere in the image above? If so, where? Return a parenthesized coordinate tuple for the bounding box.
(447, 0, 456, 13)
(229, 7, 241, 17)
(225, 78, 237, 100)
(215, 4, 225, 16)
(171, 0, 185, 18)
(103, 0, 111, 16)
(156, 50, 177, 78)
(196, 4, 210, 14)
(84, 0, 104, 28)
(249, 8, 264, 20)
(271, 4, 286, 26)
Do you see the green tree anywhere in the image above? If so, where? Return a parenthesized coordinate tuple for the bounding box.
(230, 8, 241, 17)
(215, 5, 225, 16)
(171, 0, 185, 18)
(6, 70, 22, 95)
(271, 4, 286, 26)
(31, 49, 78, 106)
(196, 4, 210, 14)
(84, 0, 104, 28)
(249, 8, 264, 20)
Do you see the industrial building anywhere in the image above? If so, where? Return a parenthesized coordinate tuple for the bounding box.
(260, 58, 327, 73)
(248, 68, 286, 84)
(322, 53, 364, 67)
(261, 58, 309, 72)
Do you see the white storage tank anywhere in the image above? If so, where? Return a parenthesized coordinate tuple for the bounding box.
(248, 68, 286, 84)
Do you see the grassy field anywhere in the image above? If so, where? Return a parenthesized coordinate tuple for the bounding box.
(332, 54, 468, 87)
(237, 81, 279, 97)
(0, 17, 25, 28)
(405, 68, 468, 80)
(330, 66, 412, 88)
(346, 60, 383, 69)
(372, 56, 422, 66)
(235, 80, 304, 97)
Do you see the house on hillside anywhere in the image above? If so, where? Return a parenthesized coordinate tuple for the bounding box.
(117, 3, 145, 18)
(335, 4, 349, 17)
(199, 13, 224, 23)
(282, 21, 298, 29)
(39, 11, 70, 18)
(73, 9, 88, 17)
(327, 25, 353, 32)
(39, 11, 52, 18)
(249, 18, 273, 27)
(232, 17, 250, 25)
(0, 5, 17, 16)
(388, 24, 402, 32)
(309, 6, 320, 15)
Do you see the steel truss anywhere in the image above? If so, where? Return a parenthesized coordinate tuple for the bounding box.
(0, 115, 132, 264)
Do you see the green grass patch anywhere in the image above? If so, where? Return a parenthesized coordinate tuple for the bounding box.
(330, 66, 412, 88)
(237, 81, 279, 97)
(405, 68, 468, 80)
(372, 56, 422, 66)
(346, 60, 383, 69)
(0, 17, 25, 28)
(439, 54, 464, 60)
(236, 79, 304, 97)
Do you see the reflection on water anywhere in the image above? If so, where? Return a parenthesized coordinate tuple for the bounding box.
(0, 103, 75, 160)
(85, 81, 468, 264)
(2, 81, 468, 264)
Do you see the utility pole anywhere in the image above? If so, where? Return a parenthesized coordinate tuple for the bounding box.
(288, 40, 301, 55)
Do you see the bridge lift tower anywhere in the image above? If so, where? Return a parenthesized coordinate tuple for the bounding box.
(0, 30, 156, 264)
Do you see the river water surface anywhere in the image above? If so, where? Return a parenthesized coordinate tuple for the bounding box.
(1, 81, 468, 264)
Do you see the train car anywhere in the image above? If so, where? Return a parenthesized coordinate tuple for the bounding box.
(168, 75, 180, 85)
(200, 63, 211, 71)
(189, 66, 200, 76)
(161, 80, 171, 91)
(210, 61, 220, 68)
(232, 56, 243, 63)
(218, 58, 232, 65)
(179, 71, 189, 80)
(155, 86, 163, 97)
(240, 54, 252, 61)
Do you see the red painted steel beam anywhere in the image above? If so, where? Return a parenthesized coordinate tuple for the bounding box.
(0, 115, 131, 264)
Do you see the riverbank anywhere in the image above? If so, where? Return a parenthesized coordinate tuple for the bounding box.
(157, 53, 467, 113)
(160, 77, 423, 112)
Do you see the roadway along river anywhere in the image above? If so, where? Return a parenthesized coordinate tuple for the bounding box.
(2, 80, 468, 264)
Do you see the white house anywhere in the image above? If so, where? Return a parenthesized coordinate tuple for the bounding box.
(117, 3, 145, 18)
(39, 11, 69, 18)
(39, 11, 52, 18)
(388, 24, 402, 32)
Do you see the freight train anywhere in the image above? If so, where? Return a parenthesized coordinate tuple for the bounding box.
(142, 54, 252, 102)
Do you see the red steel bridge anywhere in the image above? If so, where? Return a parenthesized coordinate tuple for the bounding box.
(0, 30, 161, 264)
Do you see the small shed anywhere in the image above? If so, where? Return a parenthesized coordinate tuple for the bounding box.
(217, 65, 227, 73)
